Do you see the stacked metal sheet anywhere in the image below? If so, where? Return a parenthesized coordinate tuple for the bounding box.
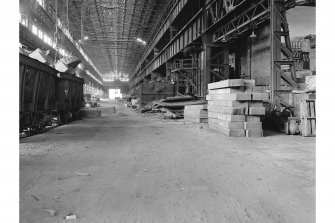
(184, 104, 208, 123)
(206, 79, 269, 137)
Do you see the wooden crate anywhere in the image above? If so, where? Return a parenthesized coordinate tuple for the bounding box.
(293, 93, 316, 118)
(300, 99, 316, 137)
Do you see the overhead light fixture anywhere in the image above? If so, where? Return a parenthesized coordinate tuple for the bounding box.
(100, 4, 119, 10)
(135, 37, 146, 45)
(220, 36, 227, 42)
(83, 36, 89, 40)
(249, 24, 257, 39)
(250, 29, 257, 38)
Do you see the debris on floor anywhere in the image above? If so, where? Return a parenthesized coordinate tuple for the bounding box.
(74, 171, 91, 176)
(31, 194, 40, 201)
(44, 209, 56, 217)
(65, 214, 77, 220)
(19, 103, 315, 222)
(136, 95, 207, 119)
(128, 79, 175, 106)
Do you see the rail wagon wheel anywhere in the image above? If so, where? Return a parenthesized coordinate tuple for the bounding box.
(31, 113, 38, 133)
(57, 113, 62, 125)
(51, 111, 61, 126)
(25, 112, 34, 134)
(19, 114, 24, 133)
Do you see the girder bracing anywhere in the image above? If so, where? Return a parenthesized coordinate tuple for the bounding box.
(45, 0, 171, 81)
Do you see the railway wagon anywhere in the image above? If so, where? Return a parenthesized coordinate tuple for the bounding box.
(19, 53, 58, 133)
(56, 72, 84, 123)
(19, 53, 84, 134)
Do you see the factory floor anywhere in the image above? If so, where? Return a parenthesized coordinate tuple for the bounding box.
(20, 102, 315, 223)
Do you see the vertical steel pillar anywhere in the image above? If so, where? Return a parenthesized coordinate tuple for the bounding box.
(270, 0, 297, 108)
(222, 46, 230, 80)
(202, 33, 212, 97)
(165, 61, 172, 78)
(270, 0, 277, 106)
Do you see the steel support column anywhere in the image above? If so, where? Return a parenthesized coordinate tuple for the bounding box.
(201, 33, 212, 97)
(165, 61, 172, 78)
(270, 0, 298, 108)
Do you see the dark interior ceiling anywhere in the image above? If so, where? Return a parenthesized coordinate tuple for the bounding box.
(51, 0, 171, 82)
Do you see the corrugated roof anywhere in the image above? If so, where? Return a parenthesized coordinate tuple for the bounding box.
(52, 0, 171, 82)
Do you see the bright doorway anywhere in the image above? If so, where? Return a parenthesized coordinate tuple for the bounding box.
(109, 89, 122, 99)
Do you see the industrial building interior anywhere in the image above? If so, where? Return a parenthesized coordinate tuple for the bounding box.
(14, 0, 322, 222)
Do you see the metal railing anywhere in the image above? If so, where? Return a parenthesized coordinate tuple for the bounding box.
(172, 59, 200, 71)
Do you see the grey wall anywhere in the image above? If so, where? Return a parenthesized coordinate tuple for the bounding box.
(239, 23, 271, 86)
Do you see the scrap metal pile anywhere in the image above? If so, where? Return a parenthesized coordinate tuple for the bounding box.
(137, 95, 206, 119)
(128, 77, 174, 101)
(20, 47, 81, 74)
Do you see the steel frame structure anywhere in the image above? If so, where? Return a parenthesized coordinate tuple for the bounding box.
(212, 0, 270, 42)
(32, 0, 172, 82)
(21, 0, 315, 105)
(171, 58, 201, 95)
(129, 0, 315, 108)
(19, 0, 105, 88)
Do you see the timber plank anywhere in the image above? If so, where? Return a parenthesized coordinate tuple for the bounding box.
(184, 104, 208, 110)
(184, 117, 208, 123)
(245, 116, 261, 123)
(209, 119, 244, 129)
(206, 93, 251, 101)
(244, 122, 262, 130)
(209, 87, 246, 94)
(251, 93, 270, 101)
(209, 123, 246, 137)
(208, 105, 246, 115)
(300, 99, 316, 137)
(208, 112, 245, 122)
(245, 86, 267, 93)
(184, 114, 208, 119)
(208, 79, 255, 90)
(248, 107, 265, 115)
(208, 100, 244, 107)
(184, 110, 208, 116)
(246, 129, 263, 137)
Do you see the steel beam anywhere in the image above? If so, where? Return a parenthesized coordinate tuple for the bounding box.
(213, 0, 270, 42)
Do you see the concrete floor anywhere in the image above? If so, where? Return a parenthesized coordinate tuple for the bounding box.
(20, 102, 315, 223)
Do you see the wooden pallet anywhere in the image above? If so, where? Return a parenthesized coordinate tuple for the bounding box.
(300, 99, 316, 137)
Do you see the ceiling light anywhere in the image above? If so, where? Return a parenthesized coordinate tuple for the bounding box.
(250, 30, 257, 39)
(135, 37, 146, 45)
(83, 36, 89, 40)
(100, 4, 119, 10)
(220, 36, 227, 42)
